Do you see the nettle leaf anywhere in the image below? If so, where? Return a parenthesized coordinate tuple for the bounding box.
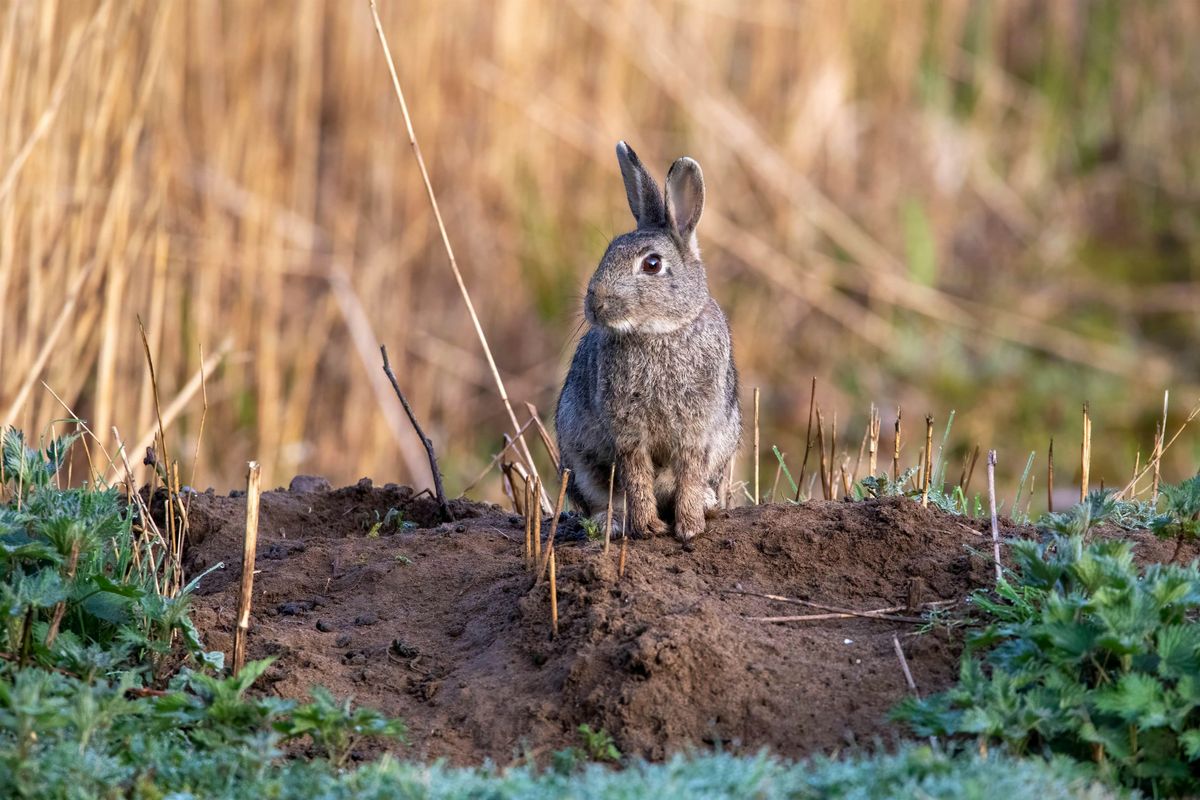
(1181, 730, 1200, 760)
(1094, 673, 1168, 726)
(81, 589, 134, 625)
(1157, 625, 1200, 679)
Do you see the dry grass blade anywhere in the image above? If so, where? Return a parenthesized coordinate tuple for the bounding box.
(1080, 403, 1092, 502)
(368, 0, 549, 513)
(893, 407, 902, 482)
(753, 387, 761, 505)
(461, 417, 537, 495)
(524, 402, 561, 474)
(816, 406, 830, 500)
(1047, 438, 1055, 514)
(535, 470, 570, 584)
(723, 589, 926, 624)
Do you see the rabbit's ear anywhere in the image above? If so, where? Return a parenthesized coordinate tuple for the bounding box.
(665, 157, 705, 248)
(616, 141, 666, 228)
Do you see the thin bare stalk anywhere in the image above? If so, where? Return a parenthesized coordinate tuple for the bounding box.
(381, 345, 451, 521)
(987, 450, 1001, 584)
(368, 0, 549, 513)
(796, 377, 816, 501)
(1080, 403, 1092, 502)
(535, 470, 570, 584)
(604, 462, 615, 554)
(921, 415, 933, 507)
(753, 387, 760, 505)
(233, 461, 262, 675)
(1047, 438, 1055, 514)
(892, 407, 902, 482)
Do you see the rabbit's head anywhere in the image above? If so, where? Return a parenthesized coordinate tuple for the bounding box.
(585, 142, 709, 335)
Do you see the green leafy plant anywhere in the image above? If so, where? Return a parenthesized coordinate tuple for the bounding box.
(1152, 475, 1200, 562)
(276, 686, 407, 767)
(894, 532, 1200, 795)
(579, 516, 602, 541)
(577, 723, 621, 762)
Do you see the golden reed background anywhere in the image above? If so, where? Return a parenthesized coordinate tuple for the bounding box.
(1, 0, 1198, 506)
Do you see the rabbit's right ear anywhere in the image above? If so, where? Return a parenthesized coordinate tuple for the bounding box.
(616, 141, 666, 229)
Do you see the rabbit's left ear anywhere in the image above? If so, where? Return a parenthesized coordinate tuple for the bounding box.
(665, 157, 705, 251)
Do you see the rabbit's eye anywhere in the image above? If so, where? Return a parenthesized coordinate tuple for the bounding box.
(641, 254, 663, 274)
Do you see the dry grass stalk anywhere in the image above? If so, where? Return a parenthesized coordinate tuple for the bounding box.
(840, 461, 852, 497)
(867, 404, 881, 477)
(1118, 398, 1200, 499)
(618, 495, 629, 578)
(1047, 438, 1055, 514)
(815, 407, 830, 500)
(233, 461, 262, 675)
(368, 0, 549, 513)
(548, 549, 559, 639)
(966, 444, 981, 495)
(796, 377, 817, 501)
(523, 479, 533, 568)
(603, 462, 615, 554)
(892, 634, 920, 695)
(750, 607, 902, 623)
(461, 417, 537, 495)
(1080, 403, 1092, 502)
(535, 469, 570, 584)
(921, 415, 934, 507)
(893, 407, 902, 482)
(532, 476, 543, 569)
(829, 410, 838, 497)
(753, 387, 761, 505)
(1152, 390, 1168, 501)
(987, 450, 1001, 584)
(769, 459, 783, 503)
(524, 402, 561, 473)
(724, 589, 924, 624)
(381, 345, 452, 521)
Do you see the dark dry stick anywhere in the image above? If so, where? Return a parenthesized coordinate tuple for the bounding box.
(893, 406, 902, 482)
(796, 376, 816, 501)
(381, 345, 452, 522)
(987, 450, 1001, 584)
(1046, 438, 1054, 514)
(536, 470, 570, 584)
(753, 387, 760, 504)
(604, 462, 615, 554)
(233, 461, 262, 675)
(795, 376, 817, 501)
(962, 444, 980, 496)
(816, 407, 830, 500)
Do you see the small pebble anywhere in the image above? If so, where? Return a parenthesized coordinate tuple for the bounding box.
(335, 633, 352, 648)
(354, 612, 379, 627)
(315, 619, 334, 632)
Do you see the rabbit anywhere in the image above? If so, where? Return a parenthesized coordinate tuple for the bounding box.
(555, 141, 741, 542)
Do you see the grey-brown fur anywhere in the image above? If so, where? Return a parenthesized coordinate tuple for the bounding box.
(555, 142, 740, 541)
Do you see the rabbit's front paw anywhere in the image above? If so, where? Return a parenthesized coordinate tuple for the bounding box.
(675, 509, 706, 543)
(630, 511, 668, 539)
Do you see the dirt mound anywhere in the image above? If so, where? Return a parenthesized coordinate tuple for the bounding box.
(183, 483, 1174, 765)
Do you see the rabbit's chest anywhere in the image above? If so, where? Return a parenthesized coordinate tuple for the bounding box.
(598, 345, 716, 433)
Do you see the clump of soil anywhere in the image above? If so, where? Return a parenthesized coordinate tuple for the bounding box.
(182, 481, 1185, 765)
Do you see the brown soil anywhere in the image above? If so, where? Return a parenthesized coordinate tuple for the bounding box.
(182, 480, 1190, 765)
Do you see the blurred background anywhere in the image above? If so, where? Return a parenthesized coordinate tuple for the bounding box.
(1, 0, 1197, 508)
